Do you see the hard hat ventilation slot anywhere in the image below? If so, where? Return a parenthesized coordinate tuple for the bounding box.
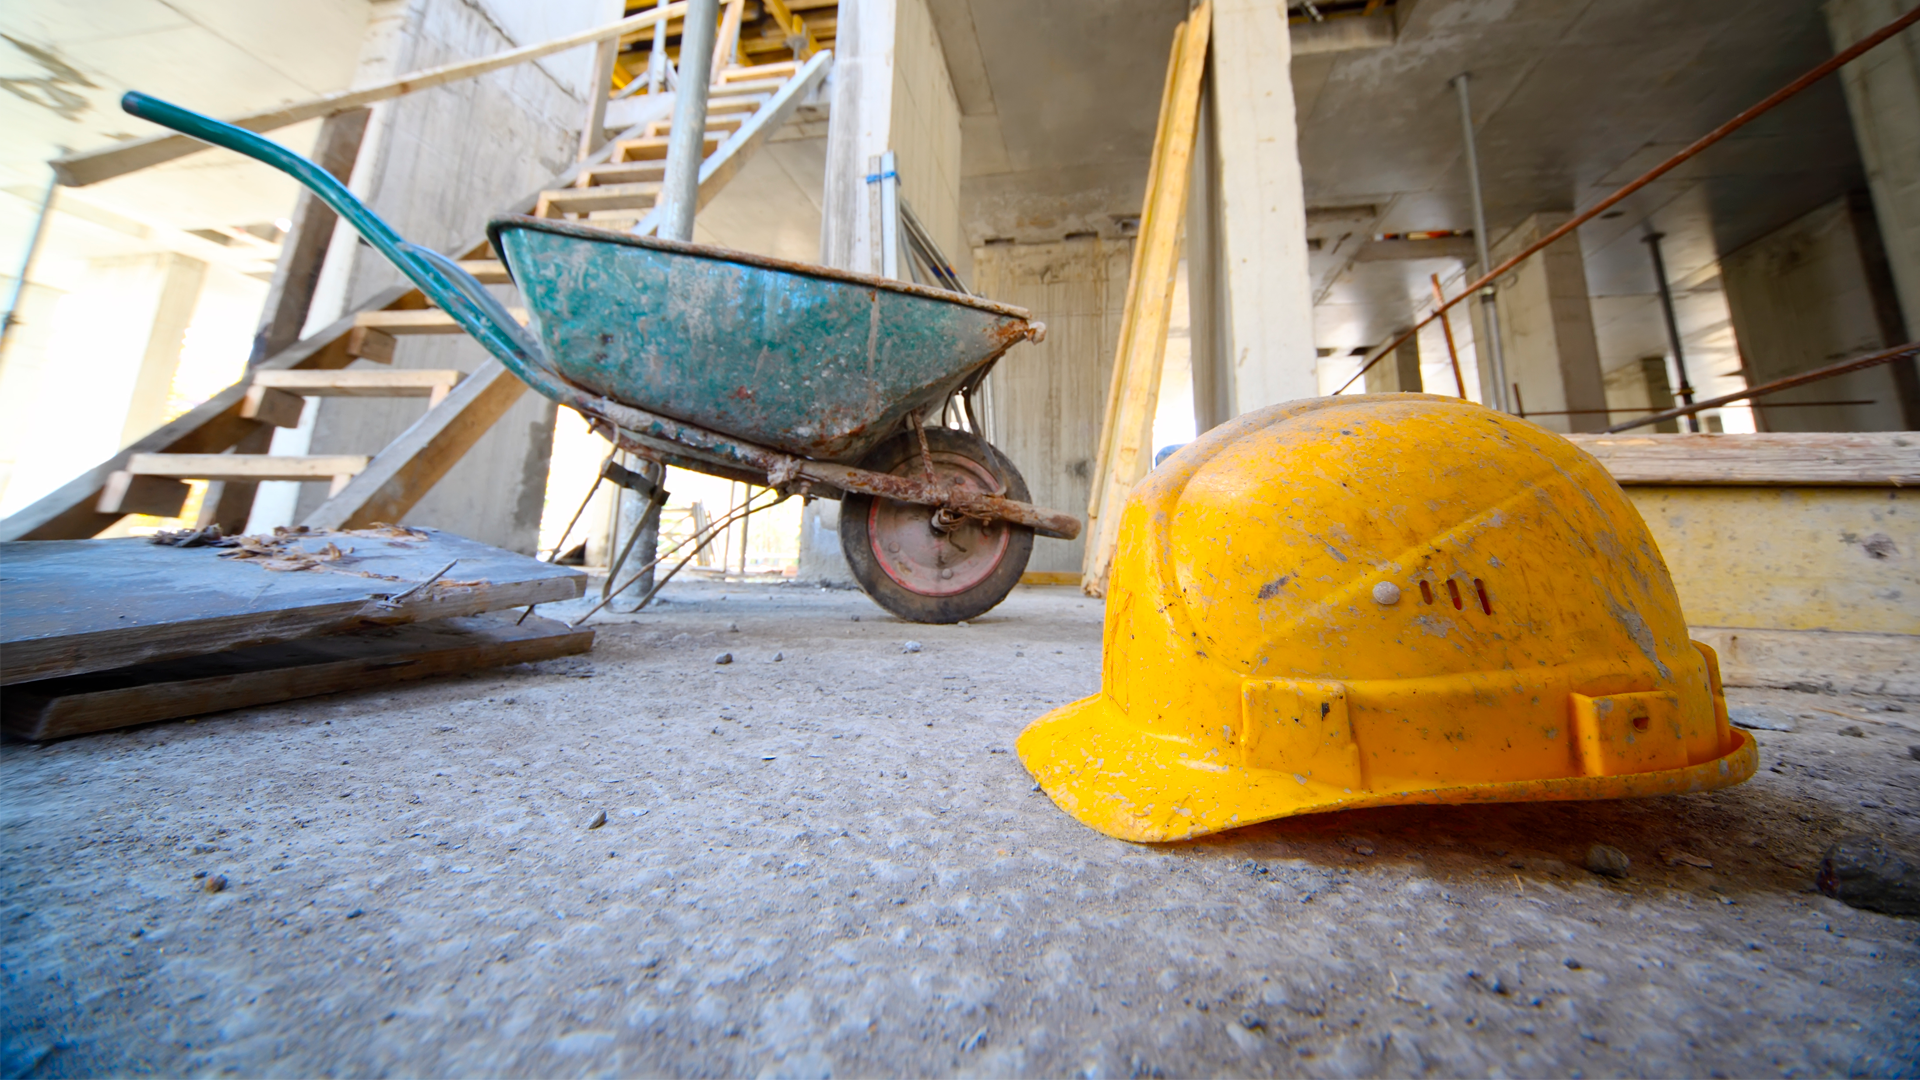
(1446, 579, 1464, 610)
(1474, 578, 1493, 615)
(1418, 580, 1434, 605)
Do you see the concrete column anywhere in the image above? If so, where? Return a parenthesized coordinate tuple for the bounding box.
(1603, 356, 1681, 433)
(1207, 0, 1317, 414)
(1722, 195, 1915, 431)
(803, 0, 963, 584)
(1828, 0, 1920, 337)
(119, 253, 207, 446)
(976, 237, 1132, 575)
(1476, 212, 1608, 433)
(1363, 331, 1423, 394)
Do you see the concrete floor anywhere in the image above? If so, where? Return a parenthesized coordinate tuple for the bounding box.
(3, 580, 1917, 1077)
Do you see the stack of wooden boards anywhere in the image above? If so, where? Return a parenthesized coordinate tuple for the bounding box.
(1, 527, 591, 741)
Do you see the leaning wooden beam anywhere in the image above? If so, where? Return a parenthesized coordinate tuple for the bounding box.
(50, 2, 690, 187)
(1081, 3, 1210, 596)
(300, 361, 531, 530)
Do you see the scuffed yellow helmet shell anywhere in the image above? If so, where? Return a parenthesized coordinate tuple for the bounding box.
(1019, 395, 1756, 842)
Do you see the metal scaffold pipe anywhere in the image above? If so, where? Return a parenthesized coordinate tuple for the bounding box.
(1452, 72, 1509, 414)
(657, 0, 720, 243)
(1642, 231, 1701, 432)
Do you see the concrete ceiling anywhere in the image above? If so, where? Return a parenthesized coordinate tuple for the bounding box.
(934, 0, 1865, 388)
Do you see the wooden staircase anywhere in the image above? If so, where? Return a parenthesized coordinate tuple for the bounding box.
(5, 51, 830, 542)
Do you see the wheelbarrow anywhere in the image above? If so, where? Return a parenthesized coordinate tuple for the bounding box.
(122, 93, 1081, 623)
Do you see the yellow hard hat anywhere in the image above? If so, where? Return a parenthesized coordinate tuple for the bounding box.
(1019, 395, 1756, 842)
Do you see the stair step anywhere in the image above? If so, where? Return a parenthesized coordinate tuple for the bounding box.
(574, 159, 666, 188)
(99, 453, 374, 509)
(720, 60, 798, 83)
(643, 113, 746, 140)
(255, 369, 464, 402)
(536, 182, 662, 217)
(356, 309, 528, 335)
(612, 132, 725, 164)
(458, 260, 510, 284)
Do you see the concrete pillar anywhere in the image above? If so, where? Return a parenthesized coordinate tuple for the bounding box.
(1363, 331, 1423, 394)
(259, 0, 614, 553)
(1722, 195, 1916, 431)
(803, 0, 964, 584)
(1828, 0, 1920, 337)
(1205, 0, 1317, 414)
(1474, 212, 1608, 433)
(975, 237, 1132, 576)
(119, 253, 207, 446)
(1603, 356, 1681, 433)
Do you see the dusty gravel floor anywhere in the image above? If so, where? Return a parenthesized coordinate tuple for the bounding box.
(2, 579, 1917, 1078)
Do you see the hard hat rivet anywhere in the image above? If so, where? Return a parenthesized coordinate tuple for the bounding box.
(1372, 581, 1402, 606)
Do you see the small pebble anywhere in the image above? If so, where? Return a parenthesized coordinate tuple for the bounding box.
(587, 809, 607, 830)
(1908, 745, 1919, 761)
(346, 908, 364, 919)
(714, 652, 733, 665)
(851, 615, 861, 622)
(1838, 725, 1865, 738)
(728, 622, 739, 632)
(1564, 958, 1583, 970)
(902, 641, 922, 654)
(772, 651, 784, 662)
(203, 875, 228, 894)
(1585, 844, 1631, 879)
(1371, 581, 1401, 605)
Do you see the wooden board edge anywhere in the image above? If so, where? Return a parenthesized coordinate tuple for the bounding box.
(4, 618, 595, 741)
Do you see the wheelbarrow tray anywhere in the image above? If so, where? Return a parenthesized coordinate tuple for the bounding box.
(489, 217, 1033, 464)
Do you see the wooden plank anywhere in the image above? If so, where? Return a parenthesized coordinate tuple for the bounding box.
(1081, 5, 1210, 595)
(579, 37, 620, 162)
(355, 309, 528, 335)
(2, 613, 594, 741)
(301, 362, 530, 531)
(1020, 571, 1083, 586)
(50, 2, 692, 187)
(255, 369, 463, 397)
(1, 529, 587, 685)
(194, 425, 277, 534)
(1568, 432, 1920, 485)
(126, 453, 371, 482)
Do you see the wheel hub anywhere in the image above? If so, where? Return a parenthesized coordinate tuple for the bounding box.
(868, 450, 1011, 597)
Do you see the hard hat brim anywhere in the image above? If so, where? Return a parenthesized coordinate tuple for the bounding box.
(1017, 692, 1760, 843)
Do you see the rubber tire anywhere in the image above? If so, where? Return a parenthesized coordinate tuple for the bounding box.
(838, 427, 1034, 624)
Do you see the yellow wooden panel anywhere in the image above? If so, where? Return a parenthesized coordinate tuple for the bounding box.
(1627, 486, 1917, 634)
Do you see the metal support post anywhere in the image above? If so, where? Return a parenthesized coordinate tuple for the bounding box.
(1642, 231, 1700, 432)
(655, 0, 719, 242)
(647, 0, 671, 94)
(1452, 73, 1509, 413)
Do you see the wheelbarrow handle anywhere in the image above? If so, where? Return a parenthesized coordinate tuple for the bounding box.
(118, 91, 544, 375)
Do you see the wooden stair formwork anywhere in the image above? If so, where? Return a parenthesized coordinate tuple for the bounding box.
(0, 51, 831, 543)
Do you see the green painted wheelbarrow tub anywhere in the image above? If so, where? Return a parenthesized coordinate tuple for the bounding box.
(492, 217, 1035, 464)
(116, 90, 1080, 542)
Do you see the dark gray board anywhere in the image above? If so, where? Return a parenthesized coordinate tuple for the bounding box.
(2, 612, 593, 741)
(1, 529, 585, 685)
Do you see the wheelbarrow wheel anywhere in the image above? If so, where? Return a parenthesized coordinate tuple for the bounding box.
(838, 427, 1034, 624)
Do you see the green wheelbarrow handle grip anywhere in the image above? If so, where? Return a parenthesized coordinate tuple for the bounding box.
(118, 91, 550, 379)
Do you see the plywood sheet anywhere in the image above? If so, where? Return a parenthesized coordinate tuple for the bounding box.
(2, 528, 586, 685)
(2, 613, 594, 742)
